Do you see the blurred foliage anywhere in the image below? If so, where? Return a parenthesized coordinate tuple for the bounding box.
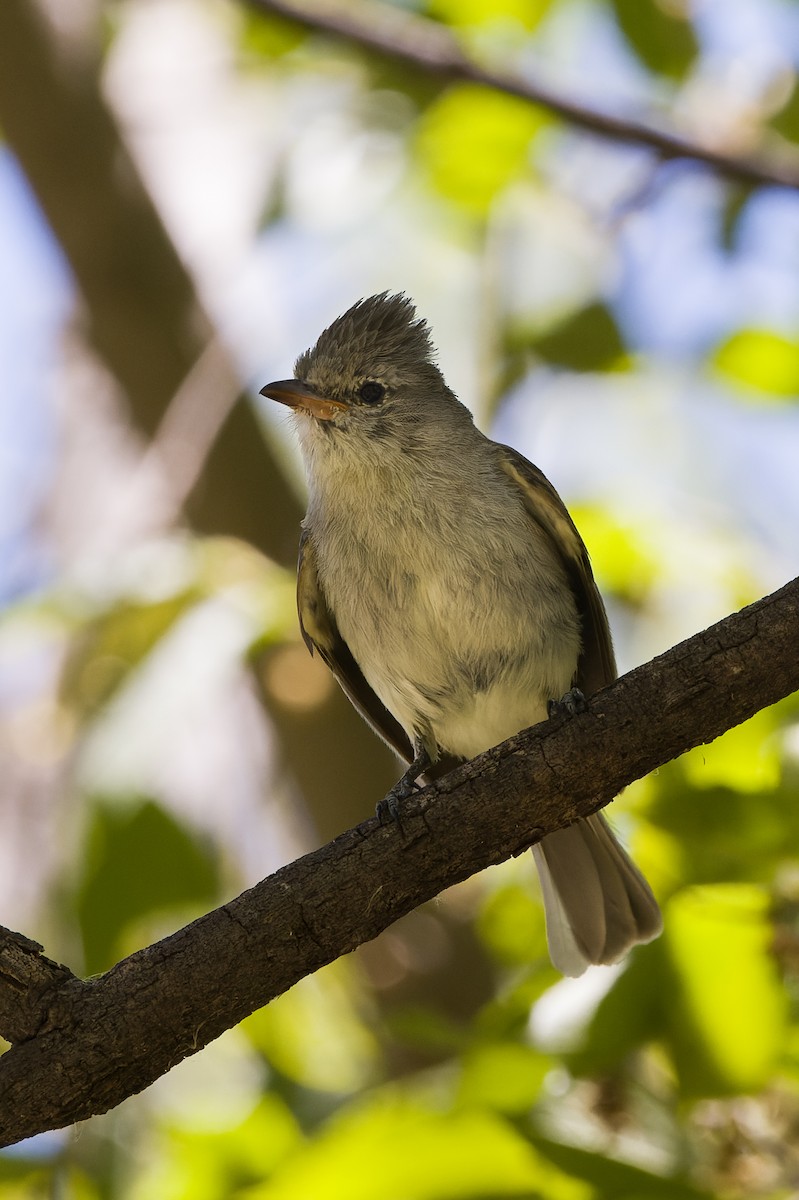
(415, 84, 550, 218)
(2, 0, 799, 1197)
(76, 797, 220, 974)
(427, 0, 555, 34)
(609, 0, 699, 80)
(713, 328, 799, 401)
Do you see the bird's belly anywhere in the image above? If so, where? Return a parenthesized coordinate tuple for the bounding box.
(336, 575, 578, 761)
(429, 684, 551, 760)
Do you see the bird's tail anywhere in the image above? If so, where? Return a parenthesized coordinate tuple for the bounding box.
(532, 813, 662, 977)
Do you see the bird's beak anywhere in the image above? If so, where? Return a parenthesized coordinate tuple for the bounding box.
(259, 378, 348, 422)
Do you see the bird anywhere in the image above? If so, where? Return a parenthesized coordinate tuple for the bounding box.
(260, 291, 662, 975)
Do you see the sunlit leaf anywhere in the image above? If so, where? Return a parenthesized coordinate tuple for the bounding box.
(242, 964, 379, 1094)
(713, 328, 799, 400)
(663, 885, 786, 1096)
(428, 0, 554, 32)
(568, 505, 660, 603)
(131, 1096, 303, 1200)
(76, 798, 219, 974)
(681, 708, 781, 794)
(477, 881, 547, 967)
(610, 0, 699, 80)
(242, 1095, 572, 1199)
(456, 1042, 550, 1112)
(415, 84, 549, 217)
(650, 775, 799, 888)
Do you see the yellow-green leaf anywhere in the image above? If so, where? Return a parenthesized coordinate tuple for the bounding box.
(415, 84, 548, 217)
(61, 592, 198, 718)
(428, 0, 554, 33)
(477, 881, 547, 967)
(243, 1096, 570, 1200)
(456, 1042, 550, 1112)
(663, 884, 786, 1096)
(242, 964, 379, 1094)
(682, 708, 781, 794)
(713, 328, 799, 400)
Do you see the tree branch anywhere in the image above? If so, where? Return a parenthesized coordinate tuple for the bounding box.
(0, 931, 75, 1046)
(245, 0, 799, 193)
(1, 577, 797, 1146)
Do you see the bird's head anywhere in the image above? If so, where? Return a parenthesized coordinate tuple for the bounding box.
(260, 293, 470, 447)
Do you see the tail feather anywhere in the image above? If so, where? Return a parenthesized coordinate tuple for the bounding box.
(533, 813, 662, 977)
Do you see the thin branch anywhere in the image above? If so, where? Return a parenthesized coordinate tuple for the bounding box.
(245, 0, 799, 193)
(1, 576, 798, 1146)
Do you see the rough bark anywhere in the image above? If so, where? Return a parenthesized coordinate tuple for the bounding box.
(0, 576, 797, 1146)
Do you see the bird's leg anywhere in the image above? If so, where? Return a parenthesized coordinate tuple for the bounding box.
(547, 687, 588, 719)
(377, 741, 432, 825)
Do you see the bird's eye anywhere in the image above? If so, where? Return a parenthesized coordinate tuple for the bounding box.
(358, 381, 385, 405)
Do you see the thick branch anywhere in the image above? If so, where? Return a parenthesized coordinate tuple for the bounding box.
(246, 0, 799, 193)
(1, 577, 798, 1145)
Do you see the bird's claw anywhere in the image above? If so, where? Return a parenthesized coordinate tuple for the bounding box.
(376, 774, 422, 826)
(547, 687, 588, 719)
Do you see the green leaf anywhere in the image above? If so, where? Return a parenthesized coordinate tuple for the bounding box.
(456, 1042, 550, 1113)
(477, 881, 548, 967)
(239, 9, 308, 59)
(681, 708, 781, 794)
(242, 963, 379, 1094)
(609, 0, 699, 80)
(713, 328, 799, 400)
(415, 84, 549, 217)
(428, 0, 554, 33)
(61, 592, 198, 718)
(568, 941, 665, 1076)
(568, 505, 661, 604)
(137, 1096, 303, 1200)
(76, 798, 219, 973)
(511, 303, 628, 372)
(532, 1135, 714, 1199)
(662, 884, 786, 1096)
(649, 773, 799, 890)
(718, 185, 754, 253)
(243, 1095, 576, 1199)
(770, 76, 799, 144)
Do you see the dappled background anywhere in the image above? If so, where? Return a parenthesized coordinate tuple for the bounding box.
(2, 0, 799, 1195)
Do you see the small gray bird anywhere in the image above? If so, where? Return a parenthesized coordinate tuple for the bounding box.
(261, 292, 661, 975)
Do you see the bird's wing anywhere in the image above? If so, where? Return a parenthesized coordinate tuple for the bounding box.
(297, 526, 414, 764)
(497, 444, 617, 695)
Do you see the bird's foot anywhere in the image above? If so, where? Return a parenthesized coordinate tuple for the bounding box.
(547, 687, 588, 719)
(376, 744, 431, 826)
